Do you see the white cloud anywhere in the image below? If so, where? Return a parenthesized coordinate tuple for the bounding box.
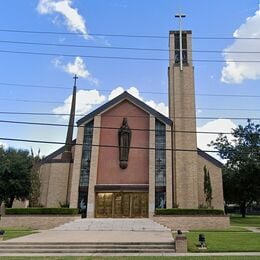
(197, 119, 237, 160)
(53, 89, 106, 119)
(221, 7, 260, 83)
(54, 56, 98, 85)
(145, 100, 168, 117)
(53, 86, 168, 122)
(37, 0, 89, 39)
(108, 86, 168, 116)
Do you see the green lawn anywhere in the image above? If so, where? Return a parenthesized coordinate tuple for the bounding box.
(230, 215, 260, 227)
(189, 226, 250, 232)
(0, 227, 36, 240)
(187, 231, 260, 252)
(1, 257, 260, 260)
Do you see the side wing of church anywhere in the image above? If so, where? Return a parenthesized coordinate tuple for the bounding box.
(39, 29, 224, 217)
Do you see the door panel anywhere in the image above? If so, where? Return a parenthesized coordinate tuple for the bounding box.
(95, 192, 148, 218)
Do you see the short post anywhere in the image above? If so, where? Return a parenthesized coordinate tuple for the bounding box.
(0, 230, 5, 241)
(175, 231, 187, 253)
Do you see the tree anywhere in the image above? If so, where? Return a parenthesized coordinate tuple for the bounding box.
(0, 146, 9, 205)
(29, 149, 41, 207)
(211, 120, 260, 217)
(203, 166, 212, 208)
(0, 147, 33, 208)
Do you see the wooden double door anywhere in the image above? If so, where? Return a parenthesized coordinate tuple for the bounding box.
(95, 192, 148, 218)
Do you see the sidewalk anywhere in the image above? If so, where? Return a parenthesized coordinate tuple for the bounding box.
(3, 230, 174, 243)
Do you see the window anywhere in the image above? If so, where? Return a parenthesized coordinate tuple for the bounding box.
(79, 120, 94, 187)
(155, 119, 166, 208)
(174, 32, 188, 64)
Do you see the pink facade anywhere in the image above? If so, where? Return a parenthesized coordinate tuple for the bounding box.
(97, 100, 149, 184)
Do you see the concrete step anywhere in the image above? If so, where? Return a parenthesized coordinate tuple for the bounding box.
(0, 242, 175, 254)
(52, 218, 170, 232)
(0, 241, 175, 245)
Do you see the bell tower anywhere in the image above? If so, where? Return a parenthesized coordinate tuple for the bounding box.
(168, 16, 198, 208)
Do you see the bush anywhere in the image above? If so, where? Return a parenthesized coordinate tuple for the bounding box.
(155, 208, 224, 215)
(5, 208, 79, 215)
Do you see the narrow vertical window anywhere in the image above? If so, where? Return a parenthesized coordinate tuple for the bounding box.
(78, 120, 94, 208)
(155, 119, 166, 208)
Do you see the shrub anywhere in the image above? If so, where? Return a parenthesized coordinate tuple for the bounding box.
(155, 208, 224, 215)
(5, 208, 79, 215)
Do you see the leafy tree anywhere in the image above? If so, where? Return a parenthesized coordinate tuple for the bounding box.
(203, 165, 212, 208)
(0, 146, 9, 205)
(0, 147, 33, 208)
(211, 120, 260, 217)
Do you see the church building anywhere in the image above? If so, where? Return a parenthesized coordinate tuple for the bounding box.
(39, 29, 224, 218)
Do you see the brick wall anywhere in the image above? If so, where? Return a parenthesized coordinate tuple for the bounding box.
(197, 155, 224, 210)
(0, 216, 80, 230)
(153, 215, 229, 230)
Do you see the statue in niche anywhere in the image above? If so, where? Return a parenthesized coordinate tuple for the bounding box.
(118, 118, 131, 169)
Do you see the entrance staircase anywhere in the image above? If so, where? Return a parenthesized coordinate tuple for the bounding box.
(0, 219, 176, 255)
(52, 218, 171, 231)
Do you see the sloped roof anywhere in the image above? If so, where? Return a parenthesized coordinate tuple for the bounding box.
(197, 148, 223, 168)
(40, 139, 76, 164)
(77, 91, 172, 126)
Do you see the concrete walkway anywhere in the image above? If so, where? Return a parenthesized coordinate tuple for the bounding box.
(6, 230, 173, 243)
(6, 218, 173, 243)
(244, 226, 260, 233)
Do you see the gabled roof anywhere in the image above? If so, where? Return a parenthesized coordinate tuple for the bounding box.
(77, 91, 173, 126)
(197, 148, 223, 168)
(41, 139, 76, 164)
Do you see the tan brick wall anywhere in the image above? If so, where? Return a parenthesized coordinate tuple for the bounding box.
(69, 125, 85, 208)
(197, 155, 224, 210)
(153, 215, 229, 230)
(0, 216, 79, 230)
(46, 163, 71, 207)
(87, 115, 101, 218)
(39, 163, 51, 206)
(149, 116, 155, 217)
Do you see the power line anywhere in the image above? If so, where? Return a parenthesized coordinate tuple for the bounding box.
(0, 40, 168, 52)
(0, 98, 64, 104)
(2, 49, 260, 63)
(1, 82, 260, 98)
(0, 49, 169, 61)
(0, 137, 259, 156)
(0, 82, 71, 90)
(1, 39, 260, 54)
(0, 119, 256, 133)
(1, 28, 260, 40)
(0, 29, 168, 39)
(0, 112, 259, 121)
(0, 105, 260, 118)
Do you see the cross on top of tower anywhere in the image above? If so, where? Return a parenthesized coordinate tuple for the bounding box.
(73, 74, 78, 87)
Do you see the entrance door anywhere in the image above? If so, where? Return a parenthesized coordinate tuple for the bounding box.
(95, 192, 148, 218)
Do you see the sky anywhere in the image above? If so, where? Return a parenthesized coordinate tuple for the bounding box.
(0, 0, 260, 159)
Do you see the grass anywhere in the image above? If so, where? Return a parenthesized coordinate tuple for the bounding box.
(0, 227, 36, 240)
(186, 231, 260, 252)
(230, 215, 260, 227)
(189, 226, 250, 232)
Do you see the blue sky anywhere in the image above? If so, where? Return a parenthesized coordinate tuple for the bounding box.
(0, 0, 260, 156)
